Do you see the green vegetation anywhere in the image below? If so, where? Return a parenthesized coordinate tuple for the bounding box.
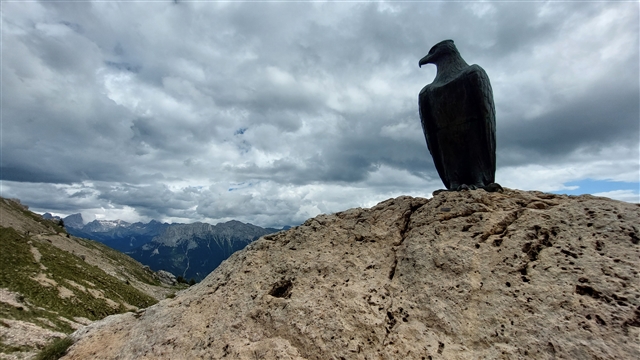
(176, 276, 197, 286)
(0, 226, 157, 333)
(0, 339, 31, 355)
(34, 337, 73, 360)
(75, 237, 161, 287)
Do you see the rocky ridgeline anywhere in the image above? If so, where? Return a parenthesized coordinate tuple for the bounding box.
(64, 189, 639, 359)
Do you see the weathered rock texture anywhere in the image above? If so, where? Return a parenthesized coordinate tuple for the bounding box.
(64, 189, 640, 359)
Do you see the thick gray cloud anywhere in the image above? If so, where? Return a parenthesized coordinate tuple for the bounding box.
(2, 1, 638, 227)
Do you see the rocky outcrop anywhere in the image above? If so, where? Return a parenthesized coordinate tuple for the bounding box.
(64, 189, 640, 359)
(62, 213, 84, 230)
(155, 270, 177, 286)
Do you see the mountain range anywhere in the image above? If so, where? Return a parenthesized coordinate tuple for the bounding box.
(61, 217, 170, 253)
(59, 214, 282, 281)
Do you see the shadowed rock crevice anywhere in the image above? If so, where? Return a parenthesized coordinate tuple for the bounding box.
(389, 201, 426, 282)
(388, 257, 398, 281)
(480, 209, 521, 241)
(269, 279, 293, 298)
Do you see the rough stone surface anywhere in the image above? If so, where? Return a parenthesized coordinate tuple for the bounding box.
(64, 189, 640, 359)
(0, 319, 66, 360)
(155, 270, 177, 286)
(0, 319, 67, 348)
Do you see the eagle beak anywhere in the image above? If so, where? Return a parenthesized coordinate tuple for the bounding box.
(418, 54, 431, 68)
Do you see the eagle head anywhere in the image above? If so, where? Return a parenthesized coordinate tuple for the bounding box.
(419, 39, 458, 68)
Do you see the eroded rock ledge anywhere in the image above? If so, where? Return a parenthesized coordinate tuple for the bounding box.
(64, 189, 640, 359)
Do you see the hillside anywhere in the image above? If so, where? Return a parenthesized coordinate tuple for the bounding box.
(0, 198, 183, 359)
(63, 189, 639, 359)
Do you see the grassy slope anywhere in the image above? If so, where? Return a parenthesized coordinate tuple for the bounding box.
(0, 198, 183, 358)
(73, 236, 162, 288)
(0, 226, 157, 332)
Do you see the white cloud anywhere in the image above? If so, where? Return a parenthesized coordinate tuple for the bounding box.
(498, 144, 639, 193)
(2, 1, 638, 227)
(592, 190, 640, 204)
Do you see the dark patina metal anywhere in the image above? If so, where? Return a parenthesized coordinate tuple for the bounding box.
(418, 40, 501, 193)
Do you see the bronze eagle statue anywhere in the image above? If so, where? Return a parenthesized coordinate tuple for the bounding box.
(418, 40, 501, 193)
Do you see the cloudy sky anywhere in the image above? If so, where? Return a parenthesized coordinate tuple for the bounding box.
(2, 0, 638, 228)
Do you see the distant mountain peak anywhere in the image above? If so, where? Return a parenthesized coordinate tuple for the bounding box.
(81, 219, 131, 233)
(42, 212, 60, 220)
(62, 213, 84, 229)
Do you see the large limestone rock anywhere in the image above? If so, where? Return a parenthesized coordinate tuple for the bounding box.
(64, 189, 640, 359)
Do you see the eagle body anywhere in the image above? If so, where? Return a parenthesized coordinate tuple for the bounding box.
(418, 40, 496, 190)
